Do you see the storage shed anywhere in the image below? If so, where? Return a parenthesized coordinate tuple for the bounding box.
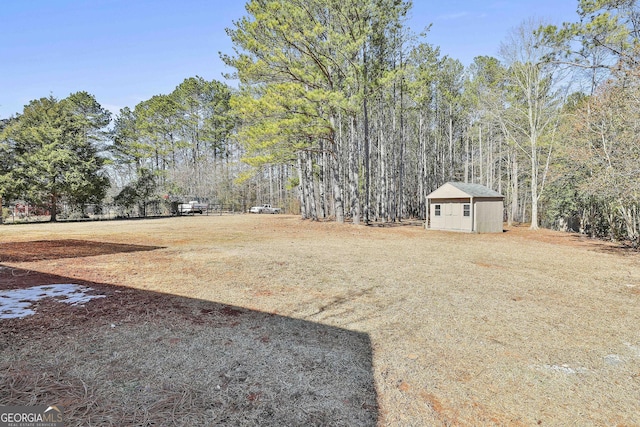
(426, 182, 504, 233)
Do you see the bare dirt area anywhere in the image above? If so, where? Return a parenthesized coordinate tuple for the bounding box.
(1, 215, 639, 426)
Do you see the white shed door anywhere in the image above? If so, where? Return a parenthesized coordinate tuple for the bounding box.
(443, 203, 461, 230)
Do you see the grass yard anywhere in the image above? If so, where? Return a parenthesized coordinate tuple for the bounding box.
(1, 215, 639, 426)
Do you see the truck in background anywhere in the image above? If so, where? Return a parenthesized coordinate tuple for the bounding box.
(178, 201, 208, 214)
(249, 204, 281, 214)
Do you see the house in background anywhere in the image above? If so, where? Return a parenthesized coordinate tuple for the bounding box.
(426, 182, 504, 233)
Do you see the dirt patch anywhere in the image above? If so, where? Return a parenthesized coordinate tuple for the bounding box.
(0, 240, 163, 263)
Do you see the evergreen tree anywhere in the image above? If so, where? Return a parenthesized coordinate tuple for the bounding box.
(0, 117, 18, 223)
(0, 94, 110, 221)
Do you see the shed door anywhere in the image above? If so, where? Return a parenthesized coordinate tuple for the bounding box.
(444, 203, 461, 230)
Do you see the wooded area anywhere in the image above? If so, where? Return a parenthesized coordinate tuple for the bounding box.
(1, 0, 639, 246)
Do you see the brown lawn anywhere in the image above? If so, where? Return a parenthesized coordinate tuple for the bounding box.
(1, 215, 639, 426)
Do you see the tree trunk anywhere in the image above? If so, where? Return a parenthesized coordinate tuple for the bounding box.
(509, 152, 518, 226)
(449, 106, 454, 178)
(363, 46, 371, 225)
(363, 96, 370, 224)
(464, 126, 469, 184)
(418, 114, 426, 218)
(349, 115, 360, 225)
(530, 134, 539, 230)
(50, 194, 57, 222)
(379, 115, 387, 221)
(297, 153, 307, 219)
(389, 104, 397, 222)
(269, 165, 274, 204)
(479, 124, 483, 185)
(398, 68, 405, 221)
(319, 140, 327, 219)
(307, 151, 318, 221)
(329, 115, 344, 223)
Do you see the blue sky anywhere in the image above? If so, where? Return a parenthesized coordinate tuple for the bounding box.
(0, 0, 580, 119)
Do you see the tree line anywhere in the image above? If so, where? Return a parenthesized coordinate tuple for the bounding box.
(0, 78, 243, 220)
(225, 0, 640, 245)
(1, 0, 638, 246)
(109, 76, 239, 215)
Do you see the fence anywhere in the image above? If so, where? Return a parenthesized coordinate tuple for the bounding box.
(1, 201, 244, 224)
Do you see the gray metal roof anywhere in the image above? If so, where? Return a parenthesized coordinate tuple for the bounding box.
(448, 182, 503, 197)
(427, 182, 504, 199)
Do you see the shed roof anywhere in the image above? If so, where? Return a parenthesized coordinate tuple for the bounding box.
(427, 182, 504, 199)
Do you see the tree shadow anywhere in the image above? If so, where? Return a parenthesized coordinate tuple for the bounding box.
(0, 240, 165, 262)
(505, 225, 639, 255)
(0, 265, 378, 426)
(365, 219, 424, 228)
(591, 241, 639, 256)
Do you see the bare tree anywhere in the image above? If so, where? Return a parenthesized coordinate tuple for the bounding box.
(499, 19, 563, 229)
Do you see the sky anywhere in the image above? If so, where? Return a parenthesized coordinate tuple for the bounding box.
(0, 0, 581, 119)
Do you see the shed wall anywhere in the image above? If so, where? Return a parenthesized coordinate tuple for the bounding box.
(429, 199, 472, 232)
(474, 200, 504, 233)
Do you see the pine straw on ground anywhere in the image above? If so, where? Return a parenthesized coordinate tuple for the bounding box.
(1, 215, 639, 426)
(0, 267, 376, 426)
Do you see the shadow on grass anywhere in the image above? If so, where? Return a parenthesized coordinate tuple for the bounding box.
(0, 240, 165, 263)
(365, 219, 424, 228)
(506, 224, 639, 255)
(0, 265, 378, 426)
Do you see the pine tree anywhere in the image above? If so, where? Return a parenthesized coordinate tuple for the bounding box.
(224, 0, 410, 222)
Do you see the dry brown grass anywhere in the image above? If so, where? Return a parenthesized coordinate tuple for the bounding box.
(1, 215, 639, 426)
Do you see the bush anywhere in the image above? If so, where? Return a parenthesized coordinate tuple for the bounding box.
(66, 212, 88, 221)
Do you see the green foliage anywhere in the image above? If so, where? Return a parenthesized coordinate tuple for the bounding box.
(172, 76, 235, 158)
(114, 168, 159, 213)
(111, 107, 145, 166)
(135, 94, 181, 163)
(286, 176, 300, 190)
(0, 94, 111, 221)
(0, 120, 16, 201)
(231, 83, 336, 165)
(113, 185, 139, 209)
(110, 77, 235, 203)
(406, 42, 441, 107)
(539, 0, 640, 72)
(224, 0, 409, 169)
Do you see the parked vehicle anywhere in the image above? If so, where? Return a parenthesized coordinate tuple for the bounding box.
(178, 201, 208, 214)
(249, 204, 281, 214)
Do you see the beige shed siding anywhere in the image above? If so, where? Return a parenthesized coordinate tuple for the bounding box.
(429, 202, 446, 230)
(474, 199, 504, 233)
(429, 198, 473, 232)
